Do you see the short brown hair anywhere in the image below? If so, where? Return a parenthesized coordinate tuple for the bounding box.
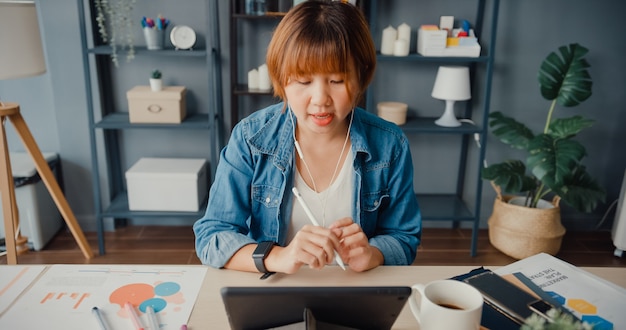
(266, 0, 376, 106)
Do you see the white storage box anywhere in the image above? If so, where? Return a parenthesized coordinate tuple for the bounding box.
(127, 86, 187, 124)
(0, 152, 62, 251)
(125, 157, 208, 212)
(418, 27, 481, 57)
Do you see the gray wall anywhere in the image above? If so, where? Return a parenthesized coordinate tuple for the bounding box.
(1, 0, 624, 233)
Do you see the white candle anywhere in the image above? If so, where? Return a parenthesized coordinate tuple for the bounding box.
(258, 63, 271, 91)
(397, 23, 411, 42)
(381, 25, 397, 55)
(393, 39, 409, 56)
(248, 68, 259, 89)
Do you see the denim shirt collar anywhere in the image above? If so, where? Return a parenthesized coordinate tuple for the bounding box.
(246, 102, 372, 166)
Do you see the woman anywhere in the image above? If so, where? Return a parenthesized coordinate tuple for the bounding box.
(194, 0, 421, 275)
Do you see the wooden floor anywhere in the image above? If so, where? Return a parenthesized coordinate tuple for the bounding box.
(2, 226, 625, 267)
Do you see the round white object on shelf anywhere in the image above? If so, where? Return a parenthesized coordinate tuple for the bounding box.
(377, 101, 408, 125)
(170, 25, 196, 50)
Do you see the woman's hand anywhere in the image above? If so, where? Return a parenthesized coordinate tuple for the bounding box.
(329, 218, 384, 272)
(267, 224, 342, 274)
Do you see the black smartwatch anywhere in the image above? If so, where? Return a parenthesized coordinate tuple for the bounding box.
(253, 241, 276, 279)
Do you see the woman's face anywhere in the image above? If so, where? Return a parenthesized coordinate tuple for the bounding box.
(285, 71, 358, 137)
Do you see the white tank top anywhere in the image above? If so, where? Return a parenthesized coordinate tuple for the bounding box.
(289, 149, 354, 242)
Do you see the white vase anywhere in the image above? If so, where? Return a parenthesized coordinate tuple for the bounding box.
(149, 78, 163, 92)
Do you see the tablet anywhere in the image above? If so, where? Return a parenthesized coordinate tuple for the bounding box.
(220, 286, 412, 330)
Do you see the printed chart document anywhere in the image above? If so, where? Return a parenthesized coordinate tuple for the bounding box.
(495, 253, 626, 330)
(0, 264, 207, 330)
(0, 265, 47, 315)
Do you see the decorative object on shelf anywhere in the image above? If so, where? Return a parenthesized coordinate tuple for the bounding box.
(394, 23, 411, 56)
(377, 102, 408, 126)
(380, 23, 410, 56)
(246, 0, 267, 15)
(246, 63, 270, 91)
(417, 16, 481, 57)
(0, 1, 94, 264)
(248, 68, 259, 89)
(380, 25, 397, 55)
(94, 0, 137, 66)
(257, 63, 272, 91)
(431, 65, 471, 127)
(150, 69, 163, 92)
(170, 25, 197, 50)
(141, 15, 169, 50)
(482, 43, 606, 259)
(127, 86, 187, 124)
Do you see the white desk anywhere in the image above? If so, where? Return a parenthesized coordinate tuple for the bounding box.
(188, 265, 626, 329)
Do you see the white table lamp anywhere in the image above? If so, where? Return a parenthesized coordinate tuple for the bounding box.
(431, 66, 471, 127)
(0, 1, 93, 264)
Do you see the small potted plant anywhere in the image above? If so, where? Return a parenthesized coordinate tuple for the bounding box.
(150, 69, 162, 92)
(521, 308, 593, 330)
(481, 43, 606, 259)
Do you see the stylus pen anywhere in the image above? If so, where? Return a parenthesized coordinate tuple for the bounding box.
(124, 302, 145, 330)
(91, 307, 109, 330)
(292, 187, 346, 270)
(146, 305, 159, 330)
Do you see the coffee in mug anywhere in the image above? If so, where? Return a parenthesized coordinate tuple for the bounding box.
(409, 279, 483, 330)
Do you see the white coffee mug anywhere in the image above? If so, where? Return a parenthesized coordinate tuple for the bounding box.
(409, 279, 483, 330)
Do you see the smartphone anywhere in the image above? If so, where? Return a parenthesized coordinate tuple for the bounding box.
(528, 299, 556, 322)
(463, 271, 551, 324)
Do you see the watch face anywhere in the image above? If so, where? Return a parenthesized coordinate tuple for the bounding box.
(170, 25, 196, 50)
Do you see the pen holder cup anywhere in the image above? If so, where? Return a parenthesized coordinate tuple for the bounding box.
(143, 28, 164, 50)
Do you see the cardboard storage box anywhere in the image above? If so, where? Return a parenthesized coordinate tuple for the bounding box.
(0, 152, 62, 251)
(125, 157, 208, 212)
(127, 86, 187, 124)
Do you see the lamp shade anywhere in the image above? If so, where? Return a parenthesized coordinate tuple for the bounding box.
(0, 1, 46, 80)
(431, 66, 471, 101)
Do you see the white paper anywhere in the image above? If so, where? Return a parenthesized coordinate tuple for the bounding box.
(495, 253, 626, 329)
(0, 264, 207, 330)
(0, 265, 47, 315)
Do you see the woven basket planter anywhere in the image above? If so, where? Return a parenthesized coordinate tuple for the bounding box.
(488, 186, 566, 260)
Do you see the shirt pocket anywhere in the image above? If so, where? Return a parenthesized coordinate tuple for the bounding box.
(361, 190, 389, 233)
(251, 185, 281, 238)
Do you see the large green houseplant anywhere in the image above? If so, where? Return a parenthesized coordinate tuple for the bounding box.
(482, 43, 606, 259)
(482, 43, 605, 213)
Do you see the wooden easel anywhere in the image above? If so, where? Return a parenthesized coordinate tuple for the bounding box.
(1, 102, 93, 264)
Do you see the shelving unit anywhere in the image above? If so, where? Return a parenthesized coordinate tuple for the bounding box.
(77, 0, 223, 254)
(228, 1, 285, 129)
(366, 0, 500, 256)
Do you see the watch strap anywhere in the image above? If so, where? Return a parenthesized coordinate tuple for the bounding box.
(253, 241, 275, 275)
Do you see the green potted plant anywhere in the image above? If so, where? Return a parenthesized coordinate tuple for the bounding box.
(150, 69, 162, 92)
(522, 308, 593, 330)
(481, 43, 606, 259)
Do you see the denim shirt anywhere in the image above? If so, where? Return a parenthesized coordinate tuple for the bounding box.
(193, 103, 421, 268)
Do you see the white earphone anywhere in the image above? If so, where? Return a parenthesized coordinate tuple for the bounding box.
(288, 104, 354, 162)
(288, 105, 305, 160)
